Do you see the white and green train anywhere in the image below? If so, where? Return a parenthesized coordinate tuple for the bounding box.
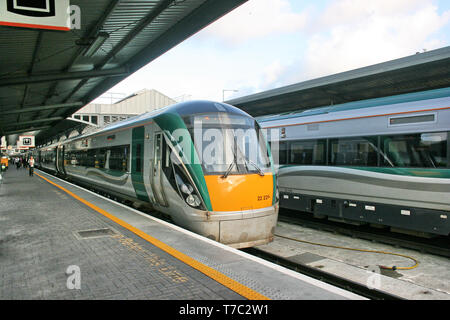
(35, 101, 279, 248)
(260, 87, 450, 236)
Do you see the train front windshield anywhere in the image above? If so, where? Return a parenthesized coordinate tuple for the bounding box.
(187, 113, 271, 176)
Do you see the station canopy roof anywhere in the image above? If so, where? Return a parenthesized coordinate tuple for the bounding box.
(226, 46, 450, 117)
(0, 0, 247, 144)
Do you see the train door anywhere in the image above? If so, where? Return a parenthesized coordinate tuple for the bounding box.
(151, 132, 168, 207)
(53, 149, 58, 171)
(131, 126, 150, 202)
(57, 145, 66, 175)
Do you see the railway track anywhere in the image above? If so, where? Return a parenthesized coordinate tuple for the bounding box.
(278, 209, 450, 258)
(243, 247, 403, 300)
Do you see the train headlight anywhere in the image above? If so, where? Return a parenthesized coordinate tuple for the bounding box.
(186, 194, 201, 207)
(174, 170, 205, 210)
(180, 183, 194, 195)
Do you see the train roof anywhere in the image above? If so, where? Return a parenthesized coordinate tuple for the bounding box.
(47, 100, 251, 145)
(257, 87, 450, 123)
(96, 100, 250, 132)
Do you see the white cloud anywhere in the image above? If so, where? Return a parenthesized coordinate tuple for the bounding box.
(301, 0, 450, 80)
(202, 0, 308, 44)
(97, 1, 450, 104)
(317, 0, 425, 28)
(262, 60, 285, 87)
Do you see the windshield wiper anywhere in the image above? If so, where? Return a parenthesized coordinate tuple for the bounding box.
(244, 158, 265, 176)
(235, 141, 265, 176)
(221, 145, 238, 179)
(222, 138, 265, 178)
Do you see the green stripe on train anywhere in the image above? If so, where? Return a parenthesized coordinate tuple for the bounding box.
(153, 112, 213, 211)
(131, 126, 150, 202)
(279, 165, 450, 179)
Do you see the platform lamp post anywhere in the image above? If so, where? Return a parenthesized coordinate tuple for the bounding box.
(222, 89, 239, 102)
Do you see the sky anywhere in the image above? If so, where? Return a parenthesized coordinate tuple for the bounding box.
(93, 0, 450, 104)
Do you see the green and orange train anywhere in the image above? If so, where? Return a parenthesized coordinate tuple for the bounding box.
(35, 100, 278, 248)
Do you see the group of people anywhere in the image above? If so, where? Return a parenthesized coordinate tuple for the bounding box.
(13, 156, 35, 176)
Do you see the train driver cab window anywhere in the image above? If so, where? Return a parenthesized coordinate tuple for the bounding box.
(382, 132, 448, 168)
(290, 140, 325, 165)
(186, 113, 271, 176)
(330, 137, 378, 166)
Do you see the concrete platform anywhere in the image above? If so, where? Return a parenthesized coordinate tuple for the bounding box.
(0, 168, 363, 300)
(258, 221, 450, 300)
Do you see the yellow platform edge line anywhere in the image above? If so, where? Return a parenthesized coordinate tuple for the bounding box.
(35, 172, 269, 300)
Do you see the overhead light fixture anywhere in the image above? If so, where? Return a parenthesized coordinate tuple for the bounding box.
(82, 32, 109, 57)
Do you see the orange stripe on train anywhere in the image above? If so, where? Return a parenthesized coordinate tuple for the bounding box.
(204, 174, 274, 212)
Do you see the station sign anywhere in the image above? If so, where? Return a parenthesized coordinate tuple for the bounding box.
(0, 0, 71, 31)
(17, 135, 35, 149)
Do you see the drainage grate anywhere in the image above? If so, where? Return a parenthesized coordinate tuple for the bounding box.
(75, 228, 116, 240)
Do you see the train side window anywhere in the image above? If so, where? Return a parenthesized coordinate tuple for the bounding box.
(161, 136, 177, 189)
(97, 149, 107, 169)
(79, 150, 88, 167)
(66, 151, 76, 165)
(330, 137, 378, 166)
(382, 132, 447, 168)
(290, 140, 326, 165)
(109, 148, 118, 171)
(87, 149, 96, 168)
(161, 136, 171, 169)
(123, 145, 129, 172)
(270, 141, 287, 165)
(109, 145, 129, 172)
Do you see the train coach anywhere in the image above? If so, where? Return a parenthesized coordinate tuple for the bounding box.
(34, 100, 278, 248)
(260, 87, 450, 237)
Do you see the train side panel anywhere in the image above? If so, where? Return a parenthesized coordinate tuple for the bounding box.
(261, 91, 450, 236)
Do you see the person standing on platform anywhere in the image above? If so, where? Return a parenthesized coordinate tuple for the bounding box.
(28, 156, 35, 177)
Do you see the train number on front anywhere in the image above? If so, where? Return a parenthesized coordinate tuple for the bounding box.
(257, 195, 271, 201)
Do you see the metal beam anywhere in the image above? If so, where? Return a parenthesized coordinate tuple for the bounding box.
(82, 0, 248, 105)
(1, 102, 84, 115)
(98, 0, 174, 70)
(0, 67, 129, 87)
(3, 126, 52, 135)
(1, 117, 64, 127)
(19, 31, 44, 124)
(43, 0, 122, 105)
(62, 0, 175, 103)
